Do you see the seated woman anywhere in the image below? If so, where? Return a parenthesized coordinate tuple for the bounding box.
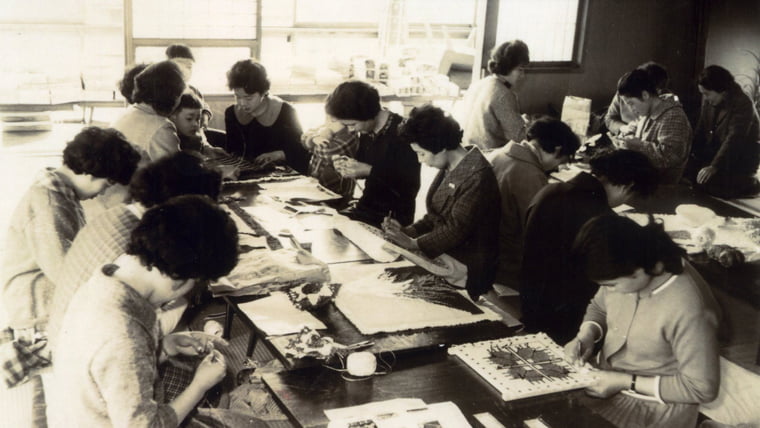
(565, 214, 719, 428)
(224, 59, 310, 174)
(301, 115, 358, 199)
(325, 80, 420, 227)
(111, 60, 186, 162)
(605, 62, 674, 136)
(687, 65, 760, 198)
(382, 105, 500, 300)
(50, 195, 238, 427)
(458, 39, 530, 149)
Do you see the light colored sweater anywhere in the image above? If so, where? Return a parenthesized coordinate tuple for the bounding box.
(1, 168, 85, 329)
(51, 270, 178, 427)
(111, 103, 180, 162)
(459, 75, 527, 149)
(583, 273, 720, 404)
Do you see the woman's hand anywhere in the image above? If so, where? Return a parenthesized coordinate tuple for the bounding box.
(253, 150, 285, 169)
(333, 156, 371, 179)
(192, 350, 227, 391)
(382, 216, 418, 250)
(585, 370, 630, 398)
(697, 166, 717, 184)
(162, 331, 229, 358)
(563, 335, 595, 368)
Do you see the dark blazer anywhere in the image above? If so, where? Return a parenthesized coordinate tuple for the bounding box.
(403, 147, 501, 299)
(352, 112, 421, 227)
(692, 82, 760, 177)
(519, 172, 613, 344)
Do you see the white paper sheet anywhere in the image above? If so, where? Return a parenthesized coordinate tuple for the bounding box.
(236, 292, 326, 336)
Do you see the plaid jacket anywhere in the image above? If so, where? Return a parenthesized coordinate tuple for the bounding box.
(628, 98, 692, 184)
(403, 147, 501, 298)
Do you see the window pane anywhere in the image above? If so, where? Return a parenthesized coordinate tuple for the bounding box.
(294, 0, 384, 25)
(136, 46, 252, 94)
(496, 0, 579, 62)
(406, 0, 476, 25)
(132, 0, 257, 39)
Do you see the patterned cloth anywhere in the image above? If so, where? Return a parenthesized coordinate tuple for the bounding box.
(403, 147, 500, 299)
(1, 168, 86, 330)
(47, 204, 140, 350)
(625, 97, 692, 184)
(459, 75, 527, 149)
(0, 328, 50, 388)
(303, 126, 359, 198)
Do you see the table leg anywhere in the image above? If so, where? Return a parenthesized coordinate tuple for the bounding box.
(223, 301, 234, 340)
(246, 331, 258, 357)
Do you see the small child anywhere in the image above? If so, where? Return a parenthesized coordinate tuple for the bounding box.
(1, 127, 141, 342)
(170, 92, 228, 160)
(50, 195, 239, 427)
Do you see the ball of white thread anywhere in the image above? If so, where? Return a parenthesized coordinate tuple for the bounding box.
(346, 351, 377, 377)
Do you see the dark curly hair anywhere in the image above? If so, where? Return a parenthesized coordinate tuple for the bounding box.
(172, 92, 204, 114)
(226, 59, 271, 95)
(589, 148, 658, 198)
(487, 39, 529, 76)
(324, 80, 381, 121)
(526, 117, 580, 157)
(63, 127, 141, 185)
(617, 69, 657, 99)
(571, 214, 685, 282)
(132, 60, 186, 116)
(637, 62, 669, 93)
(165, 44, 195, 61)
(127, 195, 239, 281)
(118, 63, 149, 104)
(698, 65, 735, 93)
(129, 152, 222, 208)
(398, 104, 462, 153)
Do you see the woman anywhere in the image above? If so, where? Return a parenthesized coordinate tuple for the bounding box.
(382, 104, 500, 300)
(325, 80, 420, 227)
(565, 214, 719, 428)
(688, 65, 760, 198)
(111, 60, 186, 162)
(224, 59, 310, 174)
(459, 39, 529, 149)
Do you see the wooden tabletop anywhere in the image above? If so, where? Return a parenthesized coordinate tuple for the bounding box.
(263, 348, 616, 428)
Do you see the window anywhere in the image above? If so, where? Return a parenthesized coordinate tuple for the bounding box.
(0, 0, 124, 104)
(126, 0, 259, 93)
(487, 0, 587, 68)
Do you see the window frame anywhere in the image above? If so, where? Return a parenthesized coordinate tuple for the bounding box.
(480, 0, 589, 73)
(123, 0, 262, 66)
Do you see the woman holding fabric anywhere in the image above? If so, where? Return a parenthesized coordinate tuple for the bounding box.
(565, 214, 719, 428)
(382, 104, 500, 300)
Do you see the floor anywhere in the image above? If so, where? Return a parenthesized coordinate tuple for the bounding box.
(2, 120, 760, 427)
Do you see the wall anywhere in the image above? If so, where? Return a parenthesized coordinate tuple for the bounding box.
(503, 0, 703, 122)
(703, 0, 760, 89)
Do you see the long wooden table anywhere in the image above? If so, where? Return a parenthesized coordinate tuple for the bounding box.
(263, 348, 616, 428)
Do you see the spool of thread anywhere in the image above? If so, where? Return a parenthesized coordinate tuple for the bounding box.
(203, 320, 224, 337)
(346, 351, 377, 377)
